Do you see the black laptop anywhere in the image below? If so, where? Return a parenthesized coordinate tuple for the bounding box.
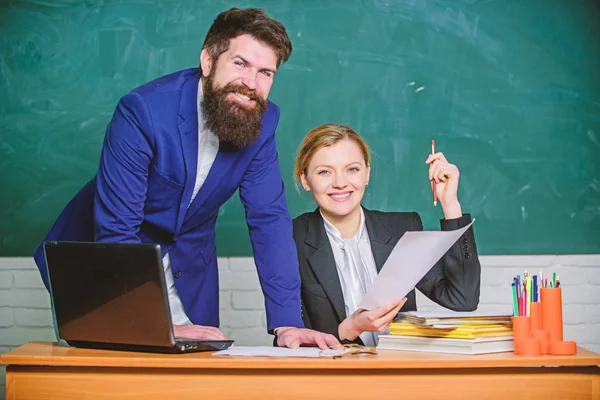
(43, 241, 233, 353)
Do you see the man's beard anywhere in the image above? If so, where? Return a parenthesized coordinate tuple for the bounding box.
(201, 73, 267, 150)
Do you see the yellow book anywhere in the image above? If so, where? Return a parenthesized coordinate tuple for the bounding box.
(390, 322, 512, 333)
(388, 331, 513, 340)
(389, 321, 513, 340)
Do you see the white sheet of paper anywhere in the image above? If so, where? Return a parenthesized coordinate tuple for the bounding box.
(399, 310, 511, 319)
(212, 346, 350, 358)
(357, 220, 474, 310)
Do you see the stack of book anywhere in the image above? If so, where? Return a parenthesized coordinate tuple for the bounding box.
(377, 311, 514, 355)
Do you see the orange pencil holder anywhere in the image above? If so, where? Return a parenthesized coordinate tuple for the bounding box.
(529, 301, 542, 331)
(512, 316, 531, 355)
(531, 330, 549, 354)
(528, 301, 546, 354)
(540, 287, 577, 355)
(519, 338, 541, 356)
(541, 287, 563, 342)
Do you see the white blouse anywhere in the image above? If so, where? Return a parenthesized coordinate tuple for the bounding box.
(321, 208, 379, 346)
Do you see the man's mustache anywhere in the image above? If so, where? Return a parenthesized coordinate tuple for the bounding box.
(220, 83, 262, 104)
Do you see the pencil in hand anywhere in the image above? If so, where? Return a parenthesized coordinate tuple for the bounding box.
(431, 139, 437, 207)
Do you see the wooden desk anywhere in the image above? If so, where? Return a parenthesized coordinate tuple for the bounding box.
(2, 342, 600, 399)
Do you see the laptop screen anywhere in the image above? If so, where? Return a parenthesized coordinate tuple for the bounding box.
(44, 242, 175, 347)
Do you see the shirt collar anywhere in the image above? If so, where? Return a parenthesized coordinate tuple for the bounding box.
(321, 207, 366, 243)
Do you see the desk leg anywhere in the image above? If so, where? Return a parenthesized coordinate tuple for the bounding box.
(5, 370, 14, 400)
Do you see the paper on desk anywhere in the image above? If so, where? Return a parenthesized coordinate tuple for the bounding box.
(212, 346, 350, 358)
(357, 220, 474, 310)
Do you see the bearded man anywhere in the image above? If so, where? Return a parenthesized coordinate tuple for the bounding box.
(33, 8, 341, 350)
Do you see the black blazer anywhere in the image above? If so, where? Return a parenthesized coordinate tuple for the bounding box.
(293, 207, 481, 343)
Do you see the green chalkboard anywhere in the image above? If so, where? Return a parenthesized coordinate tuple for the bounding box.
(1, 0, 599, 256)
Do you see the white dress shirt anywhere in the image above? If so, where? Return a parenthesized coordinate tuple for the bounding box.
(163, 82, 219, 325)
(321, 208, 379, 346)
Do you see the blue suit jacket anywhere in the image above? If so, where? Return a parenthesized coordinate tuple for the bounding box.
(33, 68, 303, 332)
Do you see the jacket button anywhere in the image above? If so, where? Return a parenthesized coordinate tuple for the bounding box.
(174, 271, 182, 279)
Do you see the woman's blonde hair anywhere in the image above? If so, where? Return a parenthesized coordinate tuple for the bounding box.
(294, 124, 371, 182)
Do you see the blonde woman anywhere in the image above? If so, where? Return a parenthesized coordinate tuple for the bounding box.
(293, 124, 481, 346)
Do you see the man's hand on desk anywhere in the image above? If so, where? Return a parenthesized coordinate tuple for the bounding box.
(276, 327, 343, 350)
(173, 324, 229, 340)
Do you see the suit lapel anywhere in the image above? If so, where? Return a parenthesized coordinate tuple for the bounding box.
(363, 208, 395, 273)
(304, 210, 346, 322)
(183, 145, 237, 224)
(175, 74, 200, 234)
(176, 75, 238, 227)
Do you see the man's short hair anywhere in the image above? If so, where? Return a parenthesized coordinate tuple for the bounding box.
(202, 8, 292, 68)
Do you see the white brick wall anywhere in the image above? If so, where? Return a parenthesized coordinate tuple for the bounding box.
(0, 258, 57, 399)
(1, 255, 599, 398)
